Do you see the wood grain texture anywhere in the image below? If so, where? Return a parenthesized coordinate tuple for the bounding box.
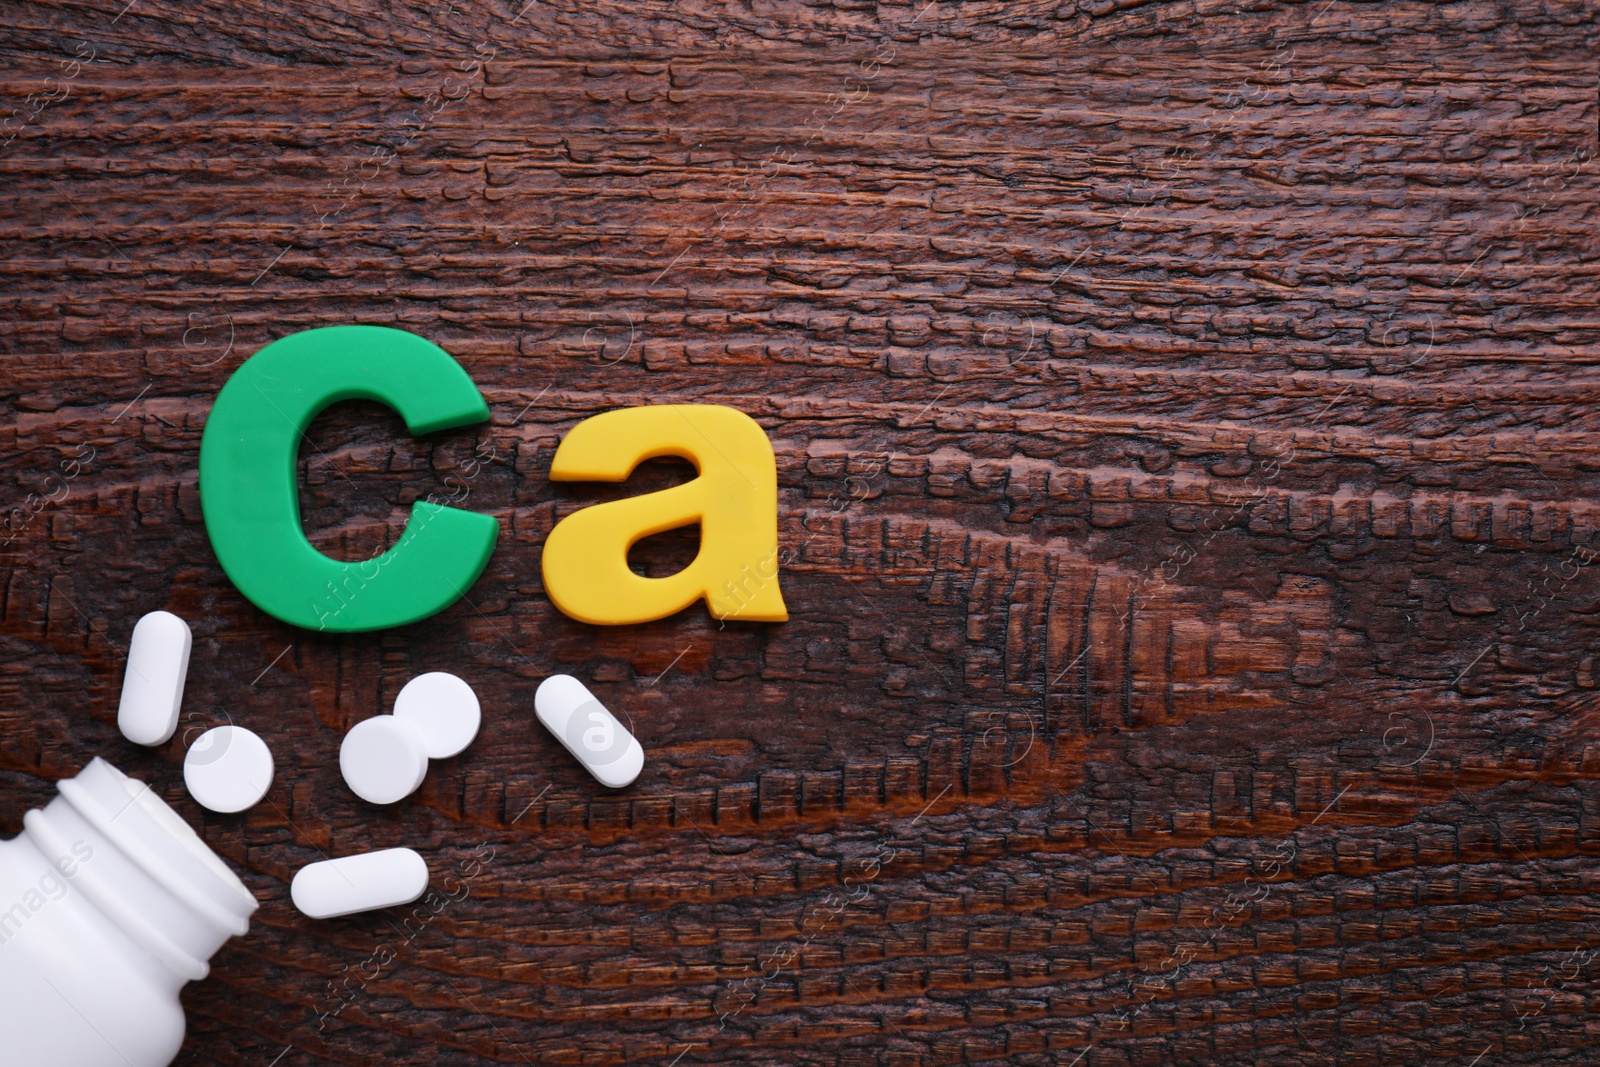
(2, 0, 1598, 1063)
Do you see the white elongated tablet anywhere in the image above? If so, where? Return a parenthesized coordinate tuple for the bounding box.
(184, 724, 274, 813)
(534, 675, 643, 789)
(340, 716, 429, 805)
(117, 610, 192, 746)
(290, 848, 429, 919)
(393, 671, 481, 759)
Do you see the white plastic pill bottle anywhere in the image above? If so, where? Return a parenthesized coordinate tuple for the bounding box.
(0, 757, 258, 1067)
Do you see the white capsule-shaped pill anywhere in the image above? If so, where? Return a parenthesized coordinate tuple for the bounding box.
(117, 610, 192, 746)
(290, 848, 430, 919)
(534, 675, 643, 789)
(340, 716, 429, 805)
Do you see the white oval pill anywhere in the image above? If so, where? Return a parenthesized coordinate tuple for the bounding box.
(393, 671, 481, 759)
(183, 725, 274, 813)
(534, 674, 643, 789)
(290, 848, 430, 919)
(117, 610, 192, 746)
(339, 716, 429, 805)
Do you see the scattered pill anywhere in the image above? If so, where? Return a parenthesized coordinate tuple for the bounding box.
(340, 715, 429, 805)
(117, 610, 192, 746)
(534, 674, 643, 789)
(393, 671, 481, 759)
(183, 725, 274, 813)
(290, 848, 430, 919)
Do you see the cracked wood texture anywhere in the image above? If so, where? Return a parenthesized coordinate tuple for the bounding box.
(2, 1, 1599, 1064)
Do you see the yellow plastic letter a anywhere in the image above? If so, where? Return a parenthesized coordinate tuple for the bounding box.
(542, 404, 788, 625)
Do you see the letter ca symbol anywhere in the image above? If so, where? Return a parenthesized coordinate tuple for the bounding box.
(198, 325, 786, 633)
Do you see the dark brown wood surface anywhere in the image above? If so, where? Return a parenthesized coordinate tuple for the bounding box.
(3, 1, 1599, 1063)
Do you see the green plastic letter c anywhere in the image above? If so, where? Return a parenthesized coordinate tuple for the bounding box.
(198, 325, 499, 632)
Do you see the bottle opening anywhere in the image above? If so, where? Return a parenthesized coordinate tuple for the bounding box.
(29, 758, 259, 980)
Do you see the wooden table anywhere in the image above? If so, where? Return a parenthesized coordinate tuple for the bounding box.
(2, 1, 1597, 1063)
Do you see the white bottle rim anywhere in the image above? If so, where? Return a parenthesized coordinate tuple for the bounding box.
(23, 759, 257, 981)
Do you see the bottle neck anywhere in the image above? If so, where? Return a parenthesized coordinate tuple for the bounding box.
(22, 758, 257, 984)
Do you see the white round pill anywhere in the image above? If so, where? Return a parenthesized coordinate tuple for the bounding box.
(392, 671, 481, 759)
(339, 715, 429, 805)
(183, 725, 274, 813)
